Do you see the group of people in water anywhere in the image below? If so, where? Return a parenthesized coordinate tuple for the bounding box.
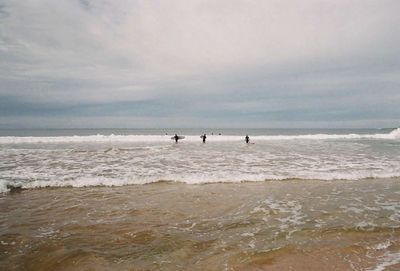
(173, 134, 250, 144)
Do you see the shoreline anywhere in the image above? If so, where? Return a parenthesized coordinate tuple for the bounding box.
(2, 176, 400, 194)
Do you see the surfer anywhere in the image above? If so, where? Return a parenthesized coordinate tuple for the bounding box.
(245, 134, 250, 144)
(202, 134, 207, 143)
(174, 134, 179, 143)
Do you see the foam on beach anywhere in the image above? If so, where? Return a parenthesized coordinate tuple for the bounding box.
(2, 172, 400, 193)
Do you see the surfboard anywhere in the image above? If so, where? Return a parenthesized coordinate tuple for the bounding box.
(171, 136, 185, 140)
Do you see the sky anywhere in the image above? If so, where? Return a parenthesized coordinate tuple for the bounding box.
(0, 0, 399, 128)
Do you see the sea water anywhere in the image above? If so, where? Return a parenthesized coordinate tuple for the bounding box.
(0, 128, 399, 191)
(1, 128, 400, 270)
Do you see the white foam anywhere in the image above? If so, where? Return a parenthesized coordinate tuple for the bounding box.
(367, 252, 400, 271)
(0, 128, 399, 144)
(0, 180, 10, 193)
(248, 240, 256, 249)
(2, 171, 400, 192)
(355, 221, 378, 230)
(371, 240, 391, 251)
(258, 197, 306, 237)
(1, 128, 399, 192)
(21, 176, 155, 189)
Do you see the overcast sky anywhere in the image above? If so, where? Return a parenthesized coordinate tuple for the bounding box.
(0, 0, 399, 128)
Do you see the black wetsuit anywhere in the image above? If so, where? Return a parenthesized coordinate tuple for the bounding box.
(245, 135, 250, 144)
(174, 134, 179, 143)
(202, 135, 206, 143)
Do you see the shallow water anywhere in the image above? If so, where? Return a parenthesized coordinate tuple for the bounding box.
(1, 179, 400, 270)
(1, 128, 400, 192)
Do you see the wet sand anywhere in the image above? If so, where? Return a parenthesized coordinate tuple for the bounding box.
(1, 179, 400, 270)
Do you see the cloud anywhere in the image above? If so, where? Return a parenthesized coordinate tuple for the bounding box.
(0, 0, 399, 128)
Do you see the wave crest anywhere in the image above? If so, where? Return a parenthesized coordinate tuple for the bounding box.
(0, 128, 399, 144)
(2, 173, 400, 193)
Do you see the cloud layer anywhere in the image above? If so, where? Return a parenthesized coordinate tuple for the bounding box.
(1, 0, 399, 128)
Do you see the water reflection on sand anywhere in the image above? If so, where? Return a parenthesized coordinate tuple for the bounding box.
(1, 179, 400, 270)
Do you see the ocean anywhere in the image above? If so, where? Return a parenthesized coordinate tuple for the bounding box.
(1, 128, 400, 270)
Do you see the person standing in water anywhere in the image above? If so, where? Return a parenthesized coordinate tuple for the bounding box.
(202, 134, 207, 143)
(245, 134, 250, 144)
(174, 134, 179, 143)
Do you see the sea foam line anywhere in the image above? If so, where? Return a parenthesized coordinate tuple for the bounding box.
(0, 128, 399, 143)
(2, 172, 400, 193)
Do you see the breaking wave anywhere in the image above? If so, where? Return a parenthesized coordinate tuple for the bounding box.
(2, 173, 400, 193)
(0, 128, 399, 143)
